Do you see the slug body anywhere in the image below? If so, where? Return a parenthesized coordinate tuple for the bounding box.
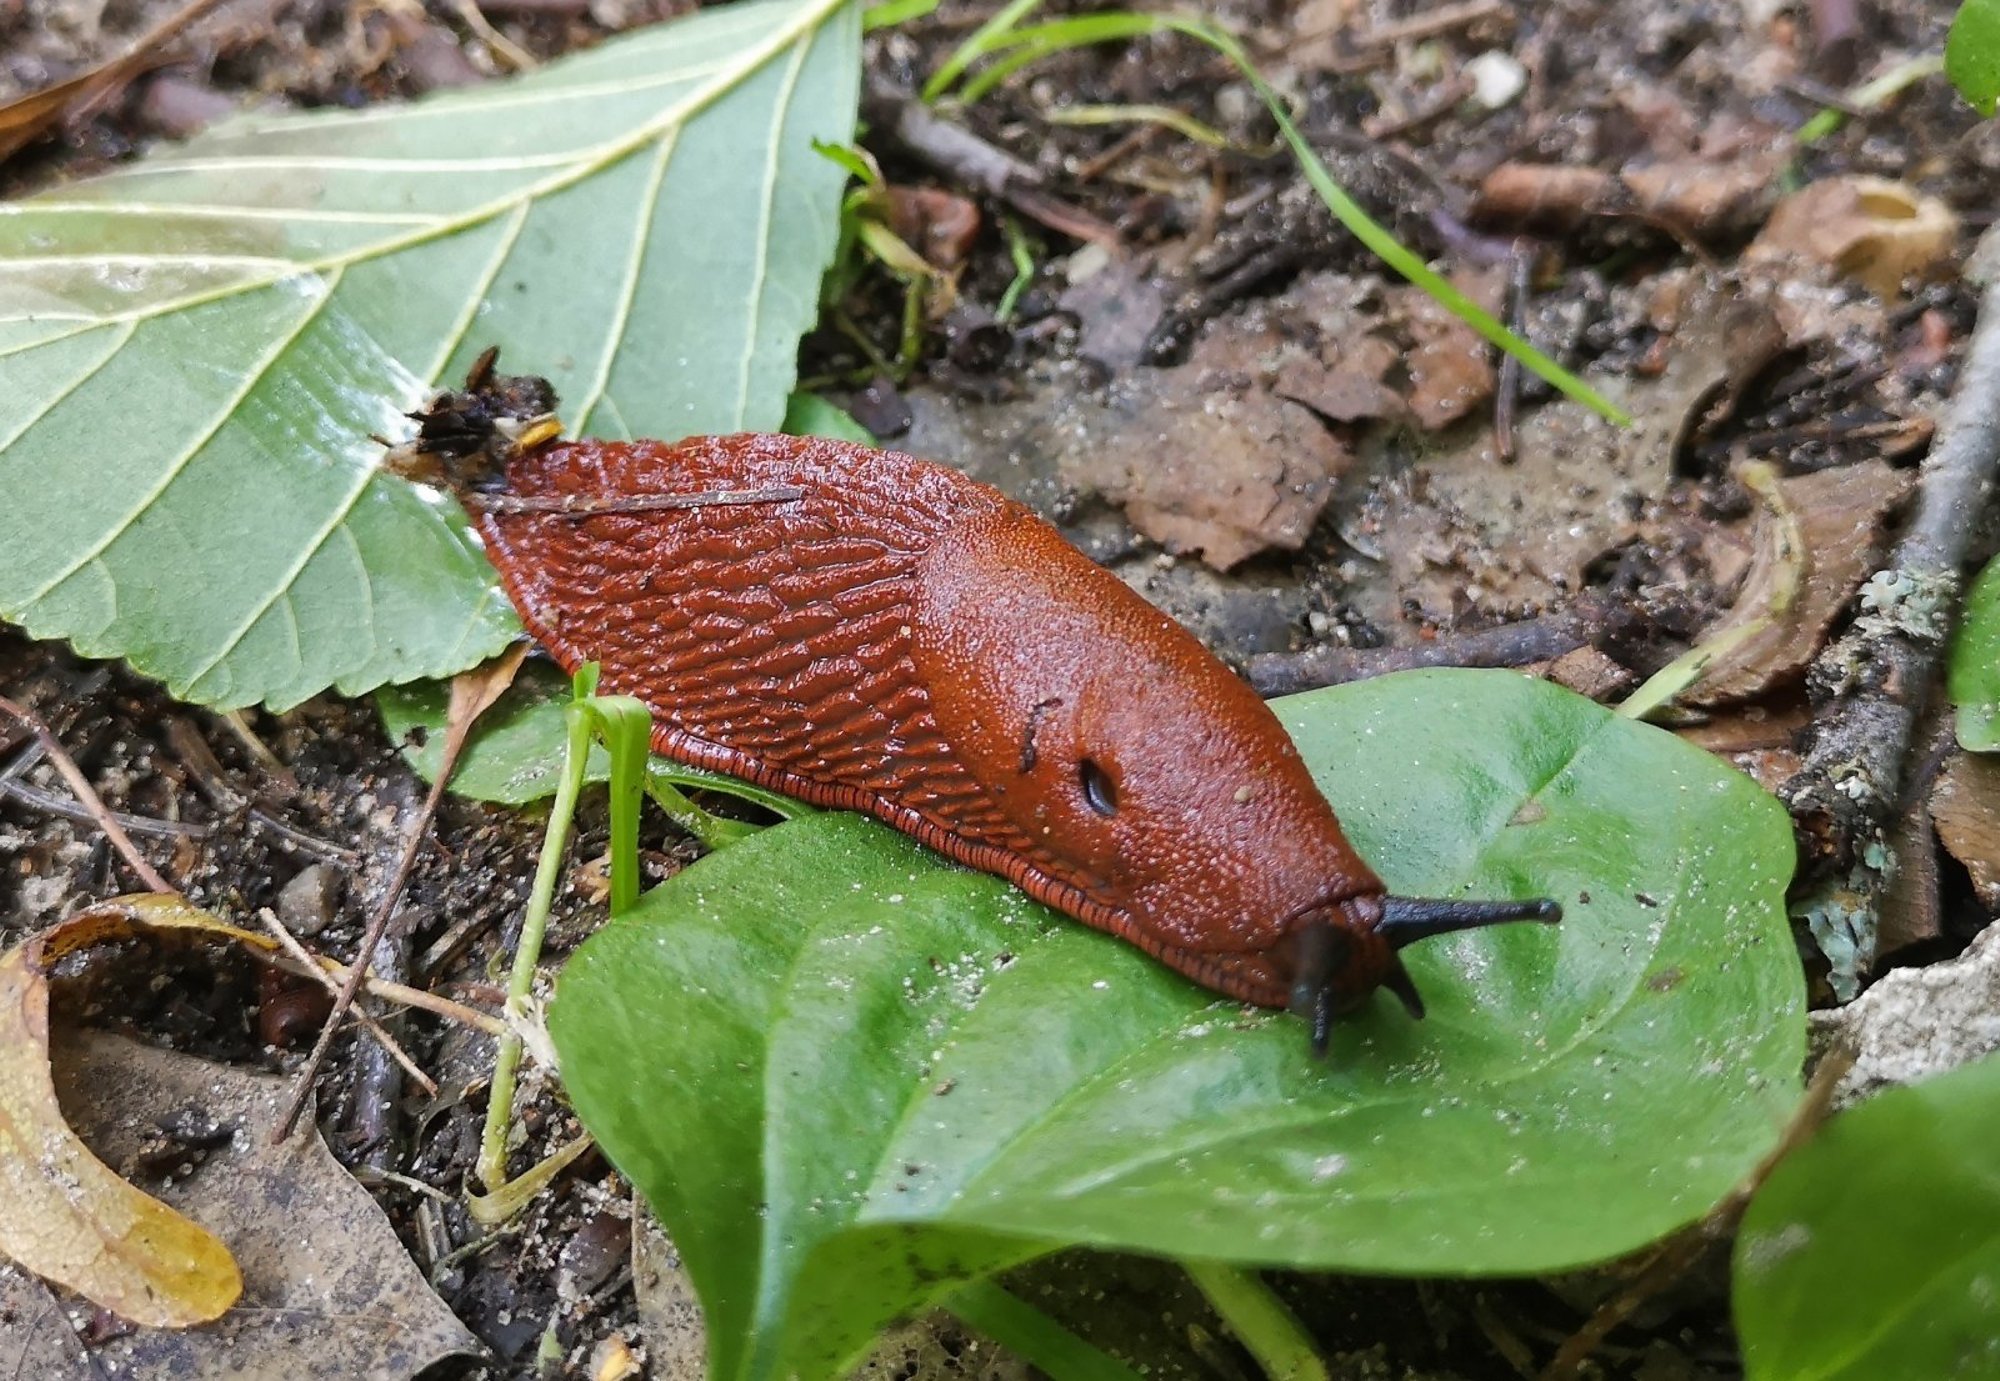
(474, 432, 1555, 1046)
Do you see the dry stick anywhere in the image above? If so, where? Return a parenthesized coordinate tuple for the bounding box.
(0, 694, 172, 893)
(1246, 591, 1635, 697)
(868, 79, 1122, 248)
(266, 950, 503, 1035)
(272, 648, 526, 1141)
(0, 776, 208, 839)
(1780, 230, 2000, 929)
(1351, 0, 1509, 48)
(257, 907, 438, 1097)
(1494, 239, 1534, 463)
(272, 765, 451, 1140)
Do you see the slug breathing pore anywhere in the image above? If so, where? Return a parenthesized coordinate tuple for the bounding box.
(407, 355, 1562, 1055)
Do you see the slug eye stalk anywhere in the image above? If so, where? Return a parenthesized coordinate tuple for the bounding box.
(1290, 896, 1563, 1058)
(1377, 896, 1564, 947)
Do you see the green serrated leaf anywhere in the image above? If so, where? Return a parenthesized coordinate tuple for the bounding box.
(550, 669, 1806, 1380)
(1951, 556, 2000, 751)
(0, 0, 861, 710)
(1948, 0, 2000, 116)
(1735, 1052, 2000, 1380)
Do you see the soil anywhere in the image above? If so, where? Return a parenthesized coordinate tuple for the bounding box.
(1, 0, 1995, 1377)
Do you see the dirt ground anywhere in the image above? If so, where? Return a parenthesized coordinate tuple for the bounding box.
(1, 0, 1996, 1376)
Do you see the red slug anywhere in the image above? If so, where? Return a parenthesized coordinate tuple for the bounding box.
(422, 371, 1558, 1052)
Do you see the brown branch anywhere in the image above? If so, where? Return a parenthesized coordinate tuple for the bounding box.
(1780, 230, 2000, 961)
(1247, 592, 1637, 697)
(865, 79, 1121, 249)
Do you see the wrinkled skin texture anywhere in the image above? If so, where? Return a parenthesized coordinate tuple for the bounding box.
(476, 434, 1393, 1011)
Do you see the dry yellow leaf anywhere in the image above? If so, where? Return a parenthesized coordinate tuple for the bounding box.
(1748, 175, 1959, 298)
(0, 898, 245, 1326)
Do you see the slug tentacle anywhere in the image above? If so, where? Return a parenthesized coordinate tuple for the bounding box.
(1377, 896, 1565, 947)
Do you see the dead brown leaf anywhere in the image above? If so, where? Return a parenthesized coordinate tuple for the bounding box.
(1533, 647, 1635, 701)
(43, 1031, 482, 1378)
(1748, 176, 1959, 298)
(887, 186, 981, 272)
(1059, 254, 1168, 371)
(1273, 356, 1404, 424)
(1879, 779, 1942, 957)
(1057, 331, 1350, 569)
(1673, 698, 1812, 754)
(1686, 460, 1912, 706)
(1, 895, 499, 1333)
(1933, 752, 2000, 910)
(1394, 265, 1505, 430)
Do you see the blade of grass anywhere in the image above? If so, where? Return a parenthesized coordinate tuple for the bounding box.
(1797, 54, 1946, 143)
(997, 213, 1036, 322)
(592, 694, 652, 916)
(954, 13, 1168, 102)
(941, 11, 1631, 425)
(922, 0, 1047, 101)
(1042, 102, 1233, 147)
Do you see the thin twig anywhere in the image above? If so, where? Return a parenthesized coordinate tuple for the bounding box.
(0, 695, 172, 893)
(0, 776, 208, 839)
(1350, 0, 1509, 48)
(1247, 592, 1637, 696)
(867, 78, 1121, 248)
(269, 952, 503, 1034)
(273, 649, 524, 1141)
(1495, 239, 1532, 462)
(257, 907, 437, 1096)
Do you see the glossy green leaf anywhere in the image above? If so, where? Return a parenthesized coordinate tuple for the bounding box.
(781, 392, 877, 444)
(376, 662, 807, 820)
(1951, 556, 2000, 751)
(550, 669, 1806, 1381)
(1949, 0, 2000, 116)
(0, 0, 861, 710)
(1735, 1052, 2000, 1380)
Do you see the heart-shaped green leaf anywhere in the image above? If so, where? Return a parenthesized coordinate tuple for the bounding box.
(550, 669, 1806, 1380)
(1735, 1051, 2000, 1379)
(1952, 556, 2000, 751)
(0, 0, 860, 710)
(378, 659, 809, 822)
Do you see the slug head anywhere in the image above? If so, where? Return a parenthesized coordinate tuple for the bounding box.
(1285, 895, 1564, 1056)
(911, 503, 1388, 959)
(914, 501, 1563, 1049)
